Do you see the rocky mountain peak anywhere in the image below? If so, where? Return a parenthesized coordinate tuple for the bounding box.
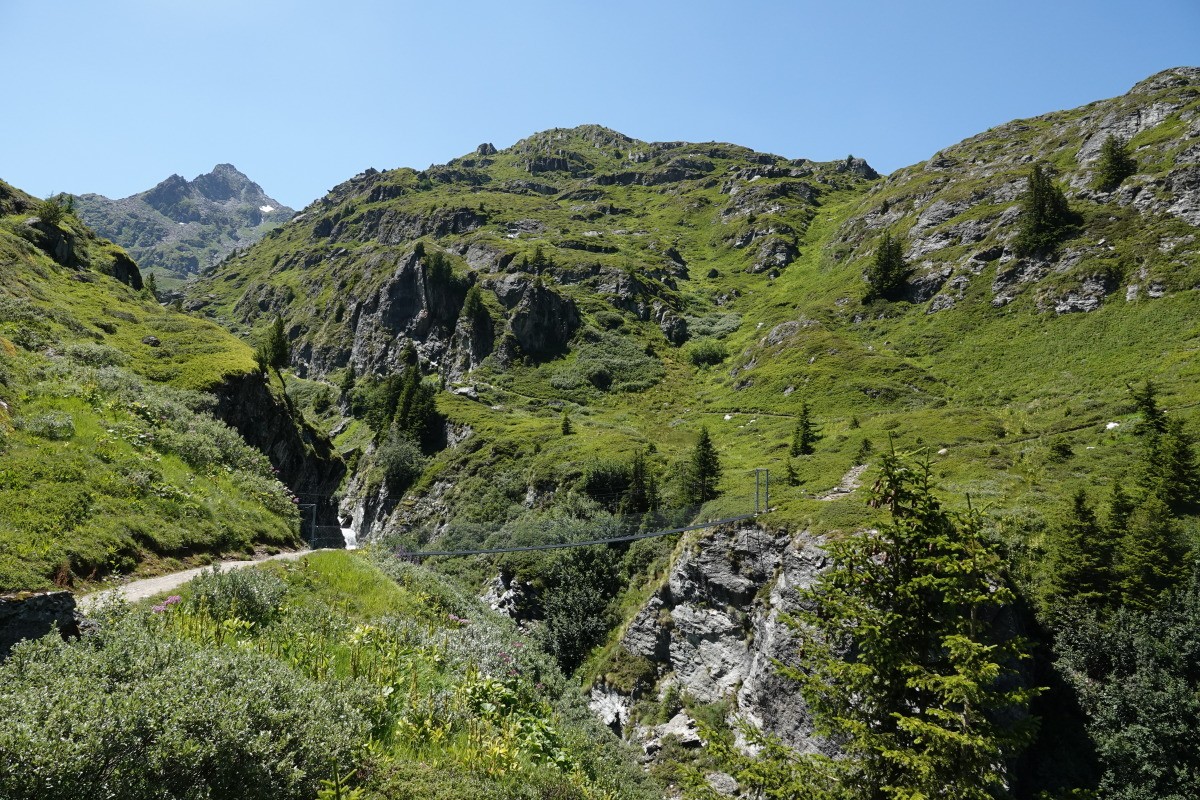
(191, 163, 261, 203)
(73, 164, 294, 276)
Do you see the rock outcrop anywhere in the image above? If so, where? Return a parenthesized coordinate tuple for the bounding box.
(835, 66, 1200, 313)
(0, 591, 85, 659)
(210, 372, 345, 530)
(593, 524, 836, 754)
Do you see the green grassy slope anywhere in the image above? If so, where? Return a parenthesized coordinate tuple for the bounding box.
(0, 180, 302, 591)
(186, 71, 1199, 560)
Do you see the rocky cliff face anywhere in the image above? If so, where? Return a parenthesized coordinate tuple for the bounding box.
(74, 164, 294, 277)
(210, 372, 345, 528)
(591, 524, 836, 756)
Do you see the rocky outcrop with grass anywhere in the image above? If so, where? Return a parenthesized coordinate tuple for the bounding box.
(591, 523, 836, 755)
(834, 67, 1200, 314)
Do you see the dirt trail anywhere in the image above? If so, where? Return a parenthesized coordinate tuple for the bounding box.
(77, 550, 317, 612)
(816, 464, 868, 501)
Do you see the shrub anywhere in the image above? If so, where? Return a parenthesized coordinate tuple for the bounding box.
(687, 337, 727, 367)
(22, 412, 75, 440)
(64, 342, 129, 367)
(0, 615, 367, 800)
(376, 431, 426, 494)
(34, 198, 65, 227)
(185, 565, 288, 626)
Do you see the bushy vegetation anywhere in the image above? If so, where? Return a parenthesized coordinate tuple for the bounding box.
(0, 553, 660, 800)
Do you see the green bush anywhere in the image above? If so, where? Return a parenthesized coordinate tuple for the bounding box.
(0, 614, 368, 800)
(687, 337, 727, 367)
(185, 565, 289, 626)
(34, 198, 65, 227)
(376, 431, 426, 494)
(21, 411, 75, 440)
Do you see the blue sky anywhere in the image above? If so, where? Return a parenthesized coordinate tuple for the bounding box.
(2, 1, 1196, 209)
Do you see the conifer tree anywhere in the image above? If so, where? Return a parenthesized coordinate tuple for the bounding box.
(1014, 164, 1072, 256)
(1106, 474, 1136, 538)
(791, 401, 817, 456)
(561, 410, 573, 436)
(255, 315, 289, 381)
(1043, 490, 1119, 609)
(1130, 380, 1168, 436)
(339, 364, 356, 397)
(865, 229, 911, 300)
(1120, 494, 1186, 610)
(788, 451, 1039, 799)
(624, 448, 660, 515)
(682, 427, 722, 506)
(1094, 134, 1137, 192)
(144, 272, 158, 301)
(785, 457, 799, 487)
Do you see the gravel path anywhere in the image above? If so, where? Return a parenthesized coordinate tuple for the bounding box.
(77, 550, 318, 612)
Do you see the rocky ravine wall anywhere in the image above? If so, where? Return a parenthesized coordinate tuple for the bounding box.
(590, 523, 837, 757)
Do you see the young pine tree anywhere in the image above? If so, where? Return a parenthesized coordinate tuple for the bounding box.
(788, 451, 1040, 799)
(1119, 494, 1186, 610)
(682, 427, 722, 506)
(1042, 490, 1119, 609)
(624, 448, 659, 516)
(1094, 134, 1137, 193)
(791, 401, 818, 456)
(865, 229, 911, 301)
(255, 316, 289, 380)
(1014, 164, 1072, 256)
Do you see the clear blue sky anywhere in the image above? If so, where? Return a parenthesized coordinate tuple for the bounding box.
(2, 1, 1196, 210)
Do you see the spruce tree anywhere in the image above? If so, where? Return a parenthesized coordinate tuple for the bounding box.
(144, 272, 158, 301)
(785, 457, 799, 487)
(791, 401, 817, 456)
(682, 427, 722, 506)
(1120, 494, 1186, 610)
(1130, 380, 1168, 436)
(1014, 164, 1072, 256)
(255, 316, 289, 379)
(865, 229, 911, 301)
(560, 410, 573, 436)
(788, 451, 1039, 799)
(1094, 134, 1137, 192)
(624, 448, 659, 515)
(1043, 490, 1118, 609)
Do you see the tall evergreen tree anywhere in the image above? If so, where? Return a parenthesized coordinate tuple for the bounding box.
(865, 229, 911, 301)
(1094, 134, 1137, 193)
(788, 452, 1039, 799)
(624, 448, 659, 516)
(791, 400, 818, 456)
(1130, 380, 1168, 436)
(682, 427, 722, 506)
(1014, 164, 1072, 256)
(1043, 490, 1119, 609)
(255, 315, 289, 382)
(1119, 494, 1186, 610)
